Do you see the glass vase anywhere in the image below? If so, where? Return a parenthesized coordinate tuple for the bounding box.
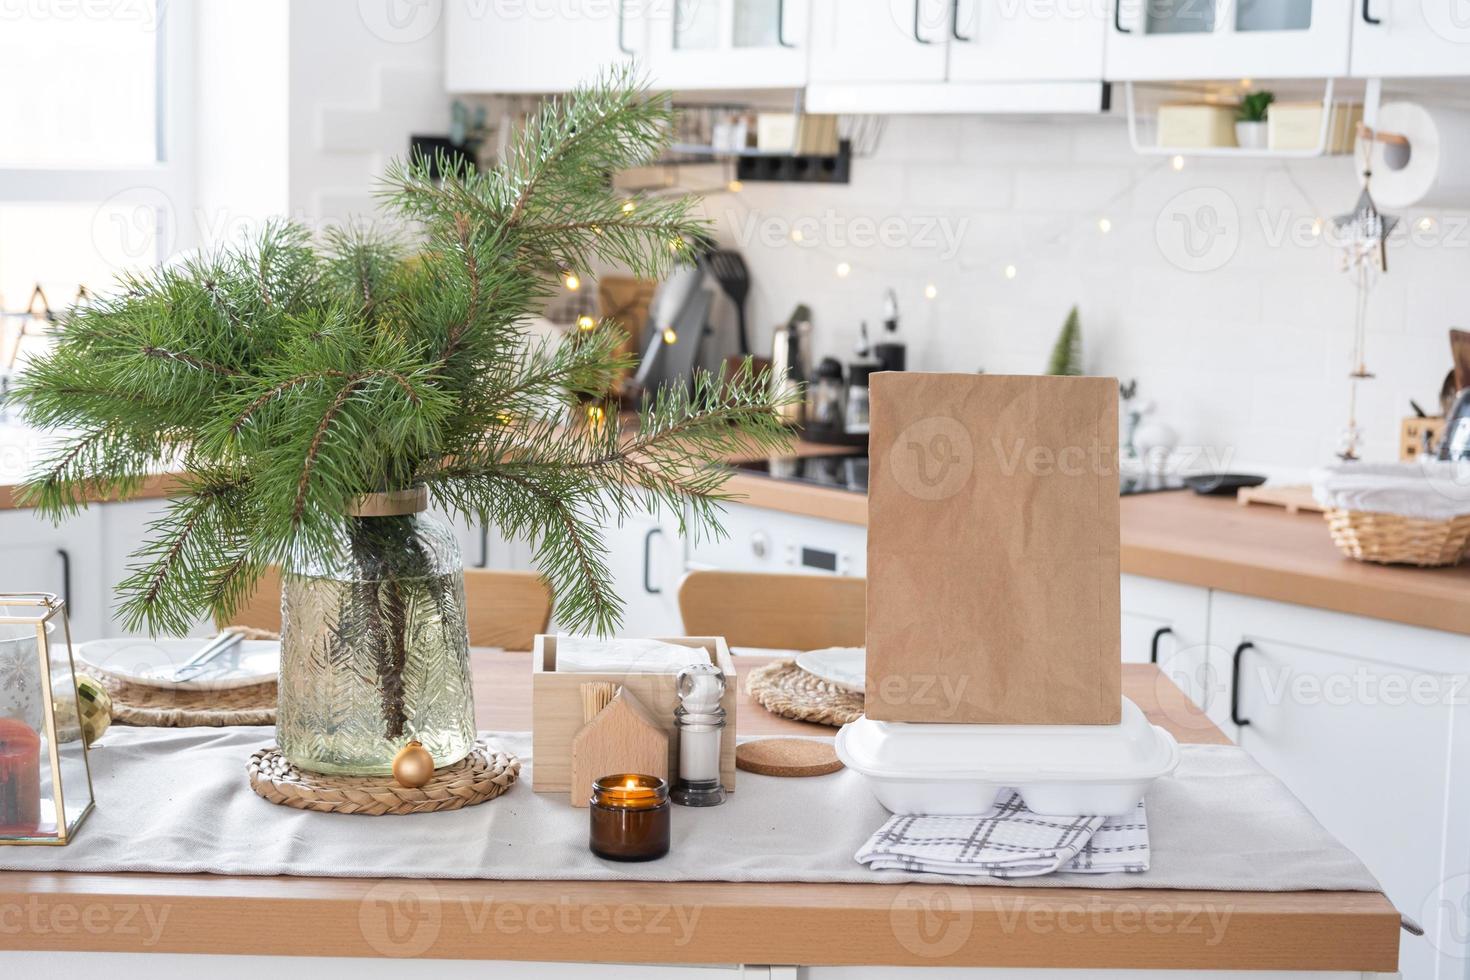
(277, 490, 476, 776)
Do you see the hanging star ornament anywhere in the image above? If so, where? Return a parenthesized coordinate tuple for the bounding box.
(1333, 185, 1400, 275)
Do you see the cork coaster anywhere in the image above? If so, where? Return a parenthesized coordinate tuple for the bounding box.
(744, 658, 864, 728)
(101, 674, 277, 727)
(737, 738, 844, 777)
(247, 739, 521, 815)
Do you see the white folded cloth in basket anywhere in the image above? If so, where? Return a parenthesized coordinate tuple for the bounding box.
(555, 635, 711, 673)
(856, 792, 1149, 878)
(1311, 462, 1470, 521)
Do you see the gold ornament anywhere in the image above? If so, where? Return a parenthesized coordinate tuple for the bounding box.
(392, 740, 435, 788)
(51, 674, 112, 745)
(75, 675, 112, 746)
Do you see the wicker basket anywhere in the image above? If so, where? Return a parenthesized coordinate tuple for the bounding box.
(1324, 508, 1470, 566)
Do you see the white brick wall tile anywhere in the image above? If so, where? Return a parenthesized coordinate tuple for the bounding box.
(725, 116, 1468, 469)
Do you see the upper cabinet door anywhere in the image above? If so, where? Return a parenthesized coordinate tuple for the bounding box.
(808, 0, 950, 83)
(1104, 0, 1351, 80)
(946, 0, 1105, 81)
(1352, 0, 1470, 77)
(445, 0, 643, 94)
(645, 0, 811, 89)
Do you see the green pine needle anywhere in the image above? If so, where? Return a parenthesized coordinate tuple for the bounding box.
(7, 68, 791, 636)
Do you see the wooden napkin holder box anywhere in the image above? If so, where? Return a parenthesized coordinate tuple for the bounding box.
(530, 634, 737, 796)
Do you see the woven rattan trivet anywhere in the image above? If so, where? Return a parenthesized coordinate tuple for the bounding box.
(745, 658, 864, 727)
(101, 674, 277, 727)
(247, 739, 521, 815)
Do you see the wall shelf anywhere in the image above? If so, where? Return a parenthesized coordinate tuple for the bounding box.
(1123, 78, 1366, 160)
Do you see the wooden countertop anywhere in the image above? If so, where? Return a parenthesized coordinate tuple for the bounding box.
(723, 471, 1470, 637)
(0, 654, 1400, 971)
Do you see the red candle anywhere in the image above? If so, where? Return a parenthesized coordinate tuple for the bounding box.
(0, 717, 41, 836)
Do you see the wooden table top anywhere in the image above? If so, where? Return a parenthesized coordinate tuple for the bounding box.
(0, 653, 1399, 971)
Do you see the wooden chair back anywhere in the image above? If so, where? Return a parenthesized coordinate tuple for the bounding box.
(677, 570, 865, 650)
(223, 567, 553, 651)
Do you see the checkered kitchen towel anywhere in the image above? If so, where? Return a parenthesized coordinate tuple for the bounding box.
(856, 792, 1149, 878)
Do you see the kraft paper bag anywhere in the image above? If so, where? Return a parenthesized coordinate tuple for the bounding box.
(864, 373, 1121, 725)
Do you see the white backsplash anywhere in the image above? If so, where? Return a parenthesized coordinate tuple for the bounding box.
(695, 114, 1467, 473)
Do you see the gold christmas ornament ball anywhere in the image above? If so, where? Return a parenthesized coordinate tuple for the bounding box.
(75, 674, 113, 746)
(50, 674, 112, 745)
(392, 740, 435, 788)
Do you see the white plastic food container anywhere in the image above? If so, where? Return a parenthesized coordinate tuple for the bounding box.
(835, 697, 1179, 817)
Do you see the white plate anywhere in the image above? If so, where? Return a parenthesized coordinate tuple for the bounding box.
(796, 646, 865, 693)
(74, 638, 280, 691)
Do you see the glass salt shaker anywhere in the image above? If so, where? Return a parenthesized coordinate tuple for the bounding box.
(671, 662, 727, 807)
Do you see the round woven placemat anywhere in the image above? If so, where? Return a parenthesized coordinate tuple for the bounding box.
(247, 739, 521, 815)
(101, 674, 277, 727)
(745, 658, 864, 727)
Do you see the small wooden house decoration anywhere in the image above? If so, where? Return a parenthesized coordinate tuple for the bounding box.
(569, 686, 669, 808)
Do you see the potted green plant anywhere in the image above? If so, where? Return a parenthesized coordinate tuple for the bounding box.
(9, 71, 792, 776)
(1235, 91, 1274, 150)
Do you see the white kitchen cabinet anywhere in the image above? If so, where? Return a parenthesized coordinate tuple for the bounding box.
(599, 505, 685, 636)
(946, 0, 1106, 81)
(97, 499, 209, 638)
(1351, 0, 1470, 78)
(0, 507, 105, 641)
(444, 0, 644, 94)
(644, 0, 810, 90)
(1105, 0, 1351, 80)
(1119, 573, 1217, 717)
(807, 0, 949, 83)
(430, 510, 534, 573)
(1211, 590, 1468, 980)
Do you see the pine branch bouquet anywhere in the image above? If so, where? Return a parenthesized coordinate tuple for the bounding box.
(11, 70, 792, 774)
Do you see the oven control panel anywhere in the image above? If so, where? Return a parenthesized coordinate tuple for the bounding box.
(686, 503, 866, 576)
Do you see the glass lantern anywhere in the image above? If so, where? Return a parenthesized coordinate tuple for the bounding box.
(0, 593, 95, 844)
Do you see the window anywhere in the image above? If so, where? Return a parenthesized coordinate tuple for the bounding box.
(0, 0, 191, 357)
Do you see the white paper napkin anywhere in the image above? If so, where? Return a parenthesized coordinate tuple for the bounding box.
(554, 635, 711, 673)
(856, 792, 1149, 878)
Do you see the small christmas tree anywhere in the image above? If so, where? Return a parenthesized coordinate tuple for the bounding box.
(1046, 305, 1083, 376)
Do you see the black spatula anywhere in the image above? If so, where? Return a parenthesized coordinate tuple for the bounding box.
(701, 250, 752, 356)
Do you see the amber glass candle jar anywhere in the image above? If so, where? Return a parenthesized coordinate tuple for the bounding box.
(589, 774, 670, 862)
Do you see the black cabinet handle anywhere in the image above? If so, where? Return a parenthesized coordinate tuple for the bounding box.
(1114, 0, 1132, 33)
(1230, 641, 1254, 727)
(642, 528, 663, 595)
(1362, 0, 1381, 25)
(913, 0, 936, 43)
(617, 0, 634, 54)
(776, 0, 795, 47)
(1149, 625, 1173, 665)
(56, 547, 72, 614)
(951, 0, 972, 41)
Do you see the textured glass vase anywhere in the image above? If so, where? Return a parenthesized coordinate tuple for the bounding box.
(277, 494, 476, 776)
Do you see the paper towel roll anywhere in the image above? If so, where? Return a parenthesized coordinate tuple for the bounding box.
(1369, 102, 1470, 210)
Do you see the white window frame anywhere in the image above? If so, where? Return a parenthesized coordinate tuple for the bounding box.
(0, 0, 197, 270)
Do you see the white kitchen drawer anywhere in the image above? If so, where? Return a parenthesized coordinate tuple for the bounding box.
(1120, 573, 1215, 716)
